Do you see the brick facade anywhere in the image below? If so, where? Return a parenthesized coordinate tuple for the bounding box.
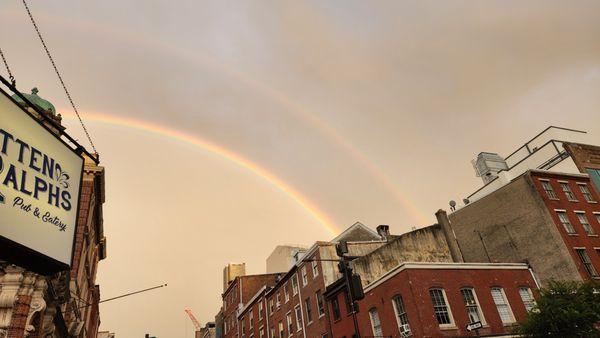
(326, 263, 538, 338)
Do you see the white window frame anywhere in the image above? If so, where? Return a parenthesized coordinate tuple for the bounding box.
(490, 287, 516, 325)
(391, 295, 411, 337)
(540, 180, 558, 199)
(556, 210, 576, 234)
(284, 282, 290, 302)
(259, 326, 264, 338)
(429, 288, 455, 328)
(575, 211, 596, 236)
(294, 305, 303, 332)
(369, 307, 384, 337)
(518, 287, 536, 312)
(316, 291, 325, 318)
(259, 302, 263, 320)
(575, 247, 599, 278)
(578, 183, 596, 203)
(286, 311, 293, 336)
(559, 181, 578, 201)
(291, 275, 299, 295)
(305, 298, 313, 324)
(249, 310, 254, 329)
(301, 266, 308, 286)
(311, 260, 319, 278)
(460, 287, 486, 325)
(276, 293, 281, 309)
(268, 299, 274, 315)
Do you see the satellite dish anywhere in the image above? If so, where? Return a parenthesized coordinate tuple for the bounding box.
(463, 198, 470, 205)
(449, 200, 457, 211)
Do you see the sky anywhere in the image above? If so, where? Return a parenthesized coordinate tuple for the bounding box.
(2, 1, 600, 336)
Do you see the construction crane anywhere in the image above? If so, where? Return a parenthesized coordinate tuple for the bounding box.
(184, 308, 201, 331)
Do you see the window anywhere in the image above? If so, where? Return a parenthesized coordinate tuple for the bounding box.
(259, 327, 264, 338)
(491, 287, 515, 324)
(269, 299, 274, 315)
(316, 291, 325, 317)
(241, 319, 245, 335)
(576, 248, 598, 278)
(312, 260, 319, 278)
(557, 211, 576, 234)
(294, 305, 303, 331)
(519, 287, 536, 312)
(332, 298, 341, 321)
(291, 276, 299, 295)
(429, 288, 453, 326)
(301, 266, 308, 286)
(460, 288, 485, 324)
(270, 327, 275, 338)
(305, 298, 313, 323)
(278, 321, 284, 338)
(392, 295, 411, 336)
(541, 181, 557, 199)
(596, 248, 600, 257)
(250, 310, 254, 329)
(286, 312, 293, 335)
(276, 293, 281, 309)
(284, 283, 290, 302)
(560, 182, 577, 201)
(579, 184, 596, 202)
(595, 213, 600, 230)
(576, 212, 596, 235)
(369, 308, 383, 337)
(259, 302, 263, 320)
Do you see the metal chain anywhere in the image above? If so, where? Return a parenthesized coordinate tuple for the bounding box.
(22, 0, 98, 155)
(0, 47, 16, 85)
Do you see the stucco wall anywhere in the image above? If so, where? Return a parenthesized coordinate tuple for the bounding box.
(351, 225, 452, 285)
(447, 173, 582, 285)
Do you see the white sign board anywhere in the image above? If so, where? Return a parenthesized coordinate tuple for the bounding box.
(466, 321, 483, 331)
(0, 90, 83, 266)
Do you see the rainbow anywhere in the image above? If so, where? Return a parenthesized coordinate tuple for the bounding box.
(62, 113, 339, 236)
(4, 10, 430, 225)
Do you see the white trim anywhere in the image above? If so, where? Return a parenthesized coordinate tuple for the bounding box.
(530, 169, 590, 179)
(574, 210, 586, 214)
(364, 262, 529, 292)
(538, 178, 550, 182)
(554, 209, 567, 212)
(557, 180, 569, 184)
(593, 212, 600, 215)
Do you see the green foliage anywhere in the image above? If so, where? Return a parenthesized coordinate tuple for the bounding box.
(514, 280, 600, 338)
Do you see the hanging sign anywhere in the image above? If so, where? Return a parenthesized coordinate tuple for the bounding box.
(0, 88, 83, 274)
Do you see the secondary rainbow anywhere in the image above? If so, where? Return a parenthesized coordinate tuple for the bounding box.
(17, 12, 429, 225)
(62, 113, 339, 236)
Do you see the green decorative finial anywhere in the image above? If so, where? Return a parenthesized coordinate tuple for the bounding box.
(11, 87, 56, 115)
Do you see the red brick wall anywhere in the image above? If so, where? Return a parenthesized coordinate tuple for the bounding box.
(7, 295, 31, 338)
(329, 266, 537, 338)
(531, 172, 600, 280)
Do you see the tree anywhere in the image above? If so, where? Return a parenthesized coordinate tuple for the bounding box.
(514, 280, 600, 337)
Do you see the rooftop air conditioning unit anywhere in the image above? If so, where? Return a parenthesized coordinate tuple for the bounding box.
(472, 152, 509, 184)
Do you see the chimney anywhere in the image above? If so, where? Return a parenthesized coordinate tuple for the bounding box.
(376, 225, 390, 240)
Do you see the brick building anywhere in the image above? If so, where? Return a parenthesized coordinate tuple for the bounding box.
(439, 127, 600, 285)
(222, 273, 283, 338)
(325, 262, 538, 338)
(0, 88, 107, 337)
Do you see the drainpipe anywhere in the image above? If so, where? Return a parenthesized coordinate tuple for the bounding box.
(436, 210, 465, 262)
